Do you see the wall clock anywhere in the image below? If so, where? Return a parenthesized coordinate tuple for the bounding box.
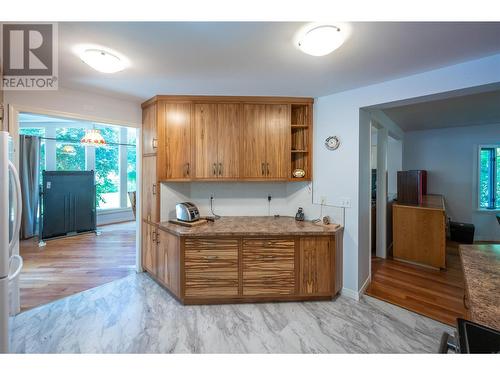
(325, 136, 340, 150)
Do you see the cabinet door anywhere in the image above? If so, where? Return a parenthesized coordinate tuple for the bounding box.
(184, 238, 239, 297)
(142, 104, 157, 155)
(142, 222, 157, 275)
(242, 104, 267, 178)
(242, 238, 295, 296)
(265, 104, 290, 179)
(217, 104, 241, 178)
(193, 104, 218, 178)
(163, 102, 192, 179)
(299, 237, 332, 295)
(156, 229, 180, 295)
(142, 156, 157, 222)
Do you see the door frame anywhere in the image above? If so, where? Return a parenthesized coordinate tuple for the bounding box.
(7, 104, 142, 315)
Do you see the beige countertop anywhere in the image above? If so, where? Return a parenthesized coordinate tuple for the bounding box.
(158, 216, 343, 237)
(459, 244, 500, 331)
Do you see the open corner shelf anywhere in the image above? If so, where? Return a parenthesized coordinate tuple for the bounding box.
(290, 104, 312, 180)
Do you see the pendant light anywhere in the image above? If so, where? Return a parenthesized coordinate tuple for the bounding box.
(80, 129, 106, 146)
(61, 145, 76, 155)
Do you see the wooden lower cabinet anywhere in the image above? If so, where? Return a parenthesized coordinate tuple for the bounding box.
(143, 229, 343, 304)
(142, 221, 157, 275)
(242, 238, 295, 296)
(299, 237, 332, 295)
(157, 229, 181, 296)
(184, 238, 239, 297)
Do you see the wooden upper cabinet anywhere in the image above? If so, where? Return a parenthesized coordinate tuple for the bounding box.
(242, 104, 290, 179)
(194, 104, 218, 178)
(144, 96, 313, 182)
(242, 104, 267, 178)
(217, 104, 241, 178)
(265, 104, 290, 179)
(158, 102, 192, 180)
(142, 104, 157, 155)
(142, 156, 157, 223)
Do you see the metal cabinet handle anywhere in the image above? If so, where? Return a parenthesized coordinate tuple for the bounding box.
(186, 163, 190, 177)
(213, 163, 217, 176)
(261, 163, 265, 176)
(206, 255, 218, 260)
(152, 229, 156, 242)
(152, 183, 156, 195)
(152, 138, 158, 149)
(156, 232, 161, 245)
(266, 163, 270, 176)
(218, 163, 222, 176)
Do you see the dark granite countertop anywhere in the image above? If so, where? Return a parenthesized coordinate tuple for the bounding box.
(459, 244, 500, 331)
(158, 216, 343, 237)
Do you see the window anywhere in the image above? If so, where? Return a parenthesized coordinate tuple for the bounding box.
(19, 113, 137, 213)
(95, 125, 120, 210)
(479, 146, 500, 209)
(126, 128, 137, 208)
(55, 128, 86, 171)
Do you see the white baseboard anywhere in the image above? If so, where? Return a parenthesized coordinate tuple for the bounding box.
(341, 276, 371, 301)
(359, 275, 371, 296)
(341, 287, 360, 301)
(97, 208, 135, 225)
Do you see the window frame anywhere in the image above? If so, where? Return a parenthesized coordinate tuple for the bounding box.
(477, 144, 500, 212)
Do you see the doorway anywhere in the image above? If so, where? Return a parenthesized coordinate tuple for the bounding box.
(9, 108, 140, 311)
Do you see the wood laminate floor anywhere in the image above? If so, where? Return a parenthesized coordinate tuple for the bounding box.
(19, 221, 136, 311)
(365, 242, 466, 326)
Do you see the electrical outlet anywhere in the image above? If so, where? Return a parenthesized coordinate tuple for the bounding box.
(320, 196, 327, 205)
(339, 197, 351, 208)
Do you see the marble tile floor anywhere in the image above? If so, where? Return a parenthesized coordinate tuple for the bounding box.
(9, 273, 453, 353)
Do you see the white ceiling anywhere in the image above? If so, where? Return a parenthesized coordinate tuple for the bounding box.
(383, 90, 500, 131)
(58, 22, 500, 102)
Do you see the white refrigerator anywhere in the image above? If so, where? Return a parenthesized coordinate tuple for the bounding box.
(0, 130, 23, 353)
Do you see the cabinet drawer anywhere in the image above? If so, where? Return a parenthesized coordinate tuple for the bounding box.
(184, 238, 239, 297)
(242, 238, 295, 296)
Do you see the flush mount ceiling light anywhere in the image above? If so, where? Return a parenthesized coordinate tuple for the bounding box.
(297, 24, 347, 57)
(74, 44, 130, 73)
(80, 49, 126, 73)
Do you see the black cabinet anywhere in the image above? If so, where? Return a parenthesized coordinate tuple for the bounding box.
(41, 171, 96, 239)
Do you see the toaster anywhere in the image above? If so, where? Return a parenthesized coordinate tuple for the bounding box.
(175, 202, 200, 222)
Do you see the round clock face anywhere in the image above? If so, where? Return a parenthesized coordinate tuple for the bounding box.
(325, 136, 340, 150)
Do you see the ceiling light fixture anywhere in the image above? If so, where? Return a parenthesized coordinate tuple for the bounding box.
(80, 129, 106, 147)
(78, 47, 128, 73)
(61, 145, 76, 155)
(297, 24, 347, 57)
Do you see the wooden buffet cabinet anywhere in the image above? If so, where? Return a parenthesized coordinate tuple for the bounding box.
(142, 217, 343, 304)
(393, 195, 446, 269)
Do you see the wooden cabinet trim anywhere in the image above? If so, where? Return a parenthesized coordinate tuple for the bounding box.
(143, 95, 314, 107)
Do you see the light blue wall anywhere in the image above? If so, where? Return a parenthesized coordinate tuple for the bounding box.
(404, 123, 500, 241)
(315, 54, 500, 295)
